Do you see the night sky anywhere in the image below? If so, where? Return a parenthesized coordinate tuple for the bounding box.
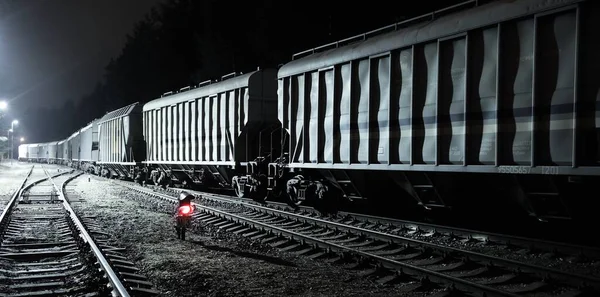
(0, 0, 163, 111)
(1, 0, 464, 143)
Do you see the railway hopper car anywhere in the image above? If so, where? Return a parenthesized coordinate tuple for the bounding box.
(66, 130, 80, 167)
(33, 143, 45, 163)
(61, 137, 70, 165)
(36, 141, 59, 163)
(76, 120, 100, 172)
(46, 141, 59, 163)
(268, 0, 600, 223)
(26, 143, 41, 162)
(56, 140, 66, 164)
(97, 102, 145, 179)
(142, 69, 279, 193)
(18, 144, 28, 161)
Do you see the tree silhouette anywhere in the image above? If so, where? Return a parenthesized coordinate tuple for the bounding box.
(19, 0, 462, 143)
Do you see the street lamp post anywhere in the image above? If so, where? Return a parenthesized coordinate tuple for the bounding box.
(9, 120, 18, 161)
(7, 129, 12, 164)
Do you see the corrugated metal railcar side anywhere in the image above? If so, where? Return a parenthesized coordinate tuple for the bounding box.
(27, 143, 40, 160)
(47, 141, 58, 162)
(57, 140, 65, 161)
(62, 138, 70, 163)
(18, 144, 28, 160)
(277, 0, 600, 177)
(79, 120, 99, 162)
(95, 103, 144, 179)
(142, 69, 279, 187)
(143, 69, 278, 166)
(97, 102, 144, 165)
(274, 0, 600, 223)
(69, 131, 81, 162)
(37, 143, 48, 163)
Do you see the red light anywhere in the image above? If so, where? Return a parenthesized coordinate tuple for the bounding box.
(178, 205, 193, 215)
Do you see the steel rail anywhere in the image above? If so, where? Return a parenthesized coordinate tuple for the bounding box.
(336, 212, 600, 259)
(185, 190, 600, 290)
(132, 183, 600, 292)
(127, 185, 521, 297)
(0, 165, 34, 226)
(0, 166, 70, 228)
(234, 203, 600, 290)
(164, 186, 600, 261)
(43, 167, 131, 297)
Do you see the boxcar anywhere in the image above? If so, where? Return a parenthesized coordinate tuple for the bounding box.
(271, 0, 600, 222)
(142, 69, 279, 191)
(97, 102, 145, 179)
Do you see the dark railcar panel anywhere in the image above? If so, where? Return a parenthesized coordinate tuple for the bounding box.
(130, 111, 145, 163)
(580, 1, 600, 165)
(537, 10, 576, 165)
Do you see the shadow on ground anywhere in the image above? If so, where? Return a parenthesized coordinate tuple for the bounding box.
(189, 240, 297, 267)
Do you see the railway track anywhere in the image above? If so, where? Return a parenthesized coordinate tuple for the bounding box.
(117, 181, 599, 297)
(155, 186, 600, 267)
(0, 166, 156, 296)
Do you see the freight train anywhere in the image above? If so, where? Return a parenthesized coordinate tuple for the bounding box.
(19, 0, 600, 225)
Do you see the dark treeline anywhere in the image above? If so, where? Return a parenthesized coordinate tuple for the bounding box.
(21, 0, 464, 143)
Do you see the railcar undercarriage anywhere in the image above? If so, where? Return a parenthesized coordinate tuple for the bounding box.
(258, 160, 600, 228)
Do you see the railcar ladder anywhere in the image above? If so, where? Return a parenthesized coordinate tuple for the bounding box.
(325, 170, 363, 200)
(404, 172, 446, 210)
(515, 175, 570, 222)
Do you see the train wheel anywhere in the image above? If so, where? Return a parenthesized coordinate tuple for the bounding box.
(285, 187, 302, 208)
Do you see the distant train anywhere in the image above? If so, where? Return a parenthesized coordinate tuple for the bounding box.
(19, 0, 600, 224)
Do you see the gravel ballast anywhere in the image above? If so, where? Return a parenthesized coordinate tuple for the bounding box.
(0, 162, 35, 205)
(67, 175, 424, 297)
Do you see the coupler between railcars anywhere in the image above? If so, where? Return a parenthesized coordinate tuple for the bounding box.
(231, 156, 268, 201)
(232, 173, 268, 201)
(262, 159, 342, 214)
(283, 174, 342, 214)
